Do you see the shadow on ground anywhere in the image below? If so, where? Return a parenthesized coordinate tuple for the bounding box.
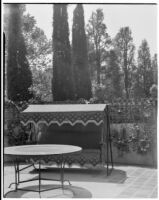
(4, 184, 92, 198)
(30, 166, 127, 184)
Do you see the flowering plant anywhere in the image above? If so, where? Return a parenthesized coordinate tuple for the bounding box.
(7, 120, 29, 146)
(112, 123, 151, 156)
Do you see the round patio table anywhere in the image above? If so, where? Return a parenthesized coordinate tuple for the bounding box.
(4, 144, 82, 197)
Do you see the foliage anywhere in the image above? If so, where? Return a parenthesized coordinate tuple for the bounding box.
(93, 84, 106, 102)
(7, 120, 29, 146)
(150, 84, 157, 98)
(110, 97, 156, 155)
(23, 13, 52, 68)
(52, 4, 75, 101)
(4, 98, 27, 146)
(22, 12, 52, 101)
(72, 4, 92, 100)
(112, 123, 151, 156)
(4, 5, 52, 102)
(4, 94, 155, 152)
(29, 67, 52, 102)
(6, 4, 33, 102)
(134, 40, 154, 97)
(114, 27, 135, 99)
(87, 8, 111, 84)
(4, 97, 19, 110)
(112, 127, 130, 156)
(151, 54, 158, 85)
(4, 4, 157, 103)
(105, 50, 122, 99)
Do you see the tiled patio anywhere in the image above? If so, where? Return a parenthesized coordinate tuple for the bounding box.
(3, 163, 158, 198)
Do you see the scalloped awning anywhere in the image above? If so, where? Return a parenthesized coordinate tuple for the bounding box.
(20, 104, 108, 126)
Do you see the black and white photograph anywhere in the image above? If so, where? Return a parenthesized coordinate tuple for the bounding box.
(2, 0, 158, 198)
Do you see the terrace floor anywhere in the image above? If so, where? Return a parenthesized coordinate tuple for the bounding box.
(3, 163, 158, 198)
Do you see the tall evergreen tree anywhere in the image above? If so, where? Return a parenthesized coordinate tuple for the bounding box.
(151, 54, 158, 85)
(135, 39, 153, 97)
(52, 4, 74, 101)
(72, 4, 92, 100)
(7, 4, 32, 101)
(114, 27, 135, 99)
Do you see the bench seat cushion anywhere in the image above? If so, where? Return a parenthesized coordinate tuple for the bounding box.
(26, 149, 103, 166)
(32, 123, 107, 166)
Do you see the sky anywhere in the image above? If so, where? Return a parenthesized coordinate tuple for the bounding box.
(25, 3, 157, 57)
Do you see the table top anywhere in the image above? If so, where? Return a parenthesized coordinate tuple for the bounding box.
(4, 145, 82, 156)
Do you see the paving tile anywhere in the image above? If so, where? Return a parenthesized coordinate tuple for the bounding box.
(124, 178, 134, 184)
(132, 181, 146, 186)
(149, 184, 158, 189)
(3, 164, 158, 198)
(134, 188, 156, 198)
(150, 188, 158, 198)
(118, 194, 132, 198)
(121, 188, 137, 194)
(144, 182, 157, 187)
(142, 186, 156, 191)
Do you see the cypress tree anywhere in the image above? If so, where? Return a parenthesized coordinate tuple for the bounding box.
(7, 4, 32, 102)
(72, 4, 92, 100)
(52, 4, 74, 101)
(137, 39, 153, 97)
